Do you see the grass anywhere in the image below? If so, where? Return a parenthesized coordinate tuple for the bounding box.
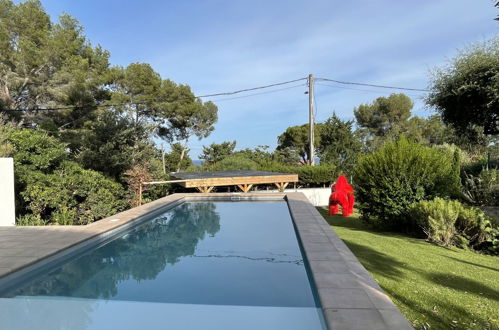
(317, 207, 499, 330)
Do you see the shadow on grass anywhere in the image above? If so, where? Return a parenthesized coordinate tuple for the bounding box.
(316, 207, 371, 231)
(341, 239, 408, 280)
(425, 272, 499, 301)
(386, 288, 494, 330)
(444, 256, 499, 273)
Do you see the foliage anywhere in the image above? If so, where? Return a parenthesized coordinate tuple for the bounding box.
(16, 214, 47, 226)
(319, 209, 499, 330)
(318, 113, 362, 170)
(9, 129, 125, 225)
(0, 0, 111, 126)
(409, 198, 498, 253)
(456, 206, 498, 251)
(353, 137, 461, 228)
(199, 140, 236, 166)
(207, 155, 259, 171)
(276, 123, 324, 163)
(462, 168, 499, 206)
(163, 143, 192, 173)
(0, 116, 14, 156)
(124, 163, 153, 207)
(426, 37, 499, 135)
(259, 163, 338, 186)
(354, 93, 413, 146)
(409, 198, 461, 246)
(76, 111, 150, 180)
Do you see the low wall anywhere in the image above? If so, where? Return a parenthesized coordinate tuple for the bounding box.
(0, 158, 15, 226)
(256, 187, 331, 206)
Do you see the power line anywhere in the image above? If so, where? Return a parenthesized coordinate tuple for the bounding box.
(316, 77, 430, 92)
(209, 83, 307, 102)
(315, 82, 425, 97)
(196, 77, 307, 98)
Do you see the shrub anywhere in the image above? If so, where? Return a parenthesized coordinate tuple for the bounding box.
(409, 198, 499, 253)
(16, 214, 47, 226)
(20, 161, 126, 225)
(462, 168, 499, 206)
(410, 198, 461, 246)
(353, 137, 461, 228)
(259, 163, 338, 187)
(9, 129, 126, 225)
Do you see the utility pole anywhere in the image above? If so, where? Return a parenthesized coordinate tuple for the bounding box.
(308, 74, 315, 165)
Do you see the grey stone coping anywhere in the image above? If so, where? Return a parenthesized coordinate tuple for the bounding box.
(286, 192, 413, 330)
(0, 192, 412, 329)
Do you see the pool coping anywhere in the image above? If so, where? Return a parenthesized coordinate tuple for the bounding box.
(0, 192, 412, 330)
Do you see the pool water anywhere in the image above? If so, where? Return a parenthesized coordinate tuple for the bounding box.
(0, 201, 326, 330)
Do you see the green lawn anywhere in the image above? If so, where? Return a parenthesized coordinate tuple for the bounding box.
(317, 208, 499, 330)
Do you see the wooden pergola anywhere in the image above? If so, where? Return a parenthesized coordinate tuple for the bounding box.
(170, 170, 299, 193)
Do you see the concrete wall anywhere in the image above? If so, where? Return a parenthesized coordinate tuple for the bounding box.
(0, 158, 15, 226)
(256, 187, 331, 206)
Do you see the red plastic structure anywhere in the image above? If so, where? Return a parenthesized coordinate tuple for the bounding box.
(328, 175, 355, 217)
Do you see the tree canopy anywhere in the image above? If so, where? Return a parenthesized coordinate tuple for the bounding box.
(426, 37, 499, 135)
(200, 141, 236, 166)
(277, 123, 324, 163)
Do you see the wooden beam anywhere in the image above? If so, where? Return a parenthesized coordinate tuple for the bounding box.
(275, 182, 289, 192)
(196, 186, 214, 193)
(179, 174, 298, 188)
(236, 184, 253, 193)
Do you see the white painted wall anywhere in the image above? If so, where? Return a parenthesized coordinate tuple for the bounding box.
(0, 158, 15, 226)
(256, 187, 331, 206)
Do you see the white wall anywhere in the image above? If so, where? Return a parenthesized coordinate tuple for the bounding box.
(256, 187, 331, 206)
(0, 158, 15, 226)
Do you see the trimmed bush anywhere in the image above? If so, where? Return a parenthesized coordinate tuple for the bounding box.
(259, 163, 338, 187)
(353, 137, 461, 228)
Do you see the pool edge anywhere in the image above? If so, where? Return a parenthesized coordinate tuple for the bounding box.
(0, 192, 413, 329)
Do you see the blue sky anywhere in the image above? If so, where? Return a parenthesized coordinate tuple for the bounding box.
(37, 0, 497, 157)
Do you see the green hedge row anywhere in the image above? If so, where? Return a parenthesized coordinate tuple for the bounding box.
(259, 164, 338, 186)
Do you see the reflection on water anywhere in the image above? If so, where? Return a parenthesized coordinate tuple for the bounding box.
(12, 203, 221, 299)
(1, 201, 326, 330)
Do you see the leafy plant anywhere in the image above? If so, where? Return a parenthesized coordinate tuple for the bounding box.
(409, 198, 498, 253)
(410, 198, 461, 246)
(462, 168, 499, 206)
(353, 137, 461, 229)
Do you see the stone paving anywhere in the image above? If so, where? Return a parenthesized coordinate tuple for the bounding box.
(286, 193, 412, 329)
(0, 192, 412, 330)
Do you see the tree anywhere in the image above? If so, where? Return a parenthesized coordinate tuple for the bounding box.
(426, 37, 499, 135)
(163, 96, 218, 172)
(200, 141, 236, 166)
(163, 143, 192, 173)
(318, 113, 362, 170)
(277, 123, 324, 163)
(0, 1, 111, 128)
(76, 111, 151, 180)
(354, 93, 413, 144)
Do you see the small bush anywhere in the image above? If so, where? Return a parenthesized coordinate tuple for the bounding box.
(462, 168, 499, 206)
(409, 198, 499, 253)
(16, 214, 47, 226)
(353, 137, 461, 228)
(410, 198, 461, 246)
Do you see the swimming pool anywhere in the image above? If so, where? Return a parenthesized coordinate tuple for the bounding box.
(0, 201, 326, 330)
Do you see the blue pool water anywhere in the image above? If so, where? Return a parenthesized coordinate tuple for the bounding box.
(0, 201, 326, 330)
